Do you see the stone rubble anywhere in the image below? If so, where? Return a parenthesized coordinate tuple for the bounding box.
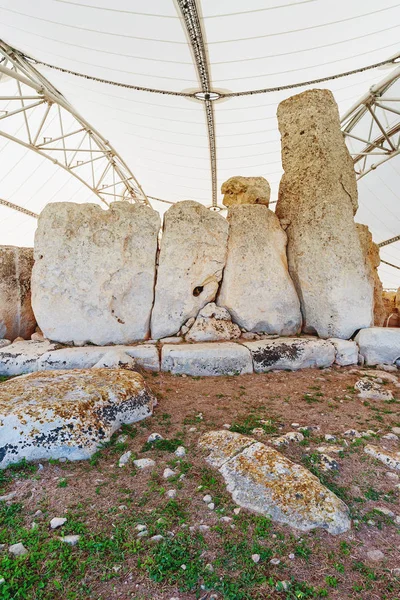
(185, 302, 241, 343)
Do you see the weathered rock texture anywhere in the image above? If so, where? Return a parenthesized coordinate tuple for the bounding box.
(276, 89, 373, 339)
(0, 246, 36, 341)
(382, 290, 399, 327)
(0, 340, 60, 376)
(0, 369, 155, 468)
(161, 342, 253, 376)
(355, 327, 400, 365)
(151, 201, 229, 339)
(185, 303, 241, 342)
(217, 205, 301, 334)
(364, 444, 400, 471)
(328, 338, 358, 366)
(200, 431, 351, 534)
(32, 202, 160, 345)
(356, 224, 385, 326)
(243, 337, 335, 372)
(221, 176, 270, 207)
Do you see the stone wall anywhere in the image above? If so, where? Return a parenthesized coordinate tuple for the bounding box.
(356, 224, 385, 326)
(0, 246, 36, 340)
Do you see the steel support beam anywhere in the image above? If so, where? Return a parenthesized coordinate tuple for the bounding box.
(0, 40, 149, 213)
(378, 234, 400, 247)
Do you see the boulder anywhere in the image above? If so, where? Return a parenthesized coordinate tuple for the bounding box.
(355, 327, 400, 365)
(328, 338, 358, 366)
(31, 201, 160, 345)
(0, 369, 155, 468)
(151, 201, 228, 339)
(355, 378, 394, 401)
(185, 303, 241, 342)
(217, 205, 302, 335)
(199, 431, 351, 534)
(356, 224, 385, 326)
(221, 176, 270, 207)
(0, 340, 60, 376)
(242, 337, 335, 372)
(364, 444, 400, 471)
(161, 342, 253, 376)
(276, 89, 373, 339)
(0, 246, 36, 341)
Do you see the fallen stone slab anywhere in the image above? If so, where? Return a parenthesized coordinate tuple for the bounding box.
(161, 342, 253, 376)
(355, 328, 400, 366)
(242, 337, 335, 372)
(328, 338, 358, 366)
(0, 369, 155, 469)
(38, 344, 160, 372)
(364, 445, 400, 471)
(0, 340, 60, 376)
(199, 431, 350, 534)
(360, 370, 398, 384)
(355, 378, 394, 401)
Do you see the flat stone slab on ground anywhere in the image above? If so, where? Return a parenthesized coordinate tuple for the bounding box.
(242, 337, 335, 372)
(364, 444, 400, 471)
(355, 378, 394, 401)
(199, 431, 350, 534)
(355, 327, 400, 366)
(0, 369, 155, 469)
(161, 342, 253, 376)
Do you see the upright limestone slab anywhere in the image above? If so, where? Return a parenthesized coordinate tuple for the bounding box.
(276, 89, 373, 339)
(32, 202, 160, 345)
(151, 201, 229, 339)
(218, 205, 301, 334)
(356, 224, 385, 327)
(0, 246, 36, 340)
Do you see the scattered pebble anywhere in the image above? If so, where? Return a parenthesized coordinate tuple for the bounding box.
(270, 558, 281, 565)
(324, 434, 336, 442)
(136, 524, 147, 532)
(382, 433, 399, 441)
(9, 543, 28, 556)
(59, 535, 80, 546)
(219, 516, 232, 523)
(343, 429, 361, 438)
(198, 525, 210, 532)
(223, 423, 231, 429)
(207, 503, 215, 510)
(181, 564, 187, 570)
(163, 468, 176, 479)
(50, 517, 67, 530)
(205, 563, 214, 572)
(288, 553, 295, 560)
(251, 554, 260, 563)
(203, 495, 212, 503)
(118, 451, 132, 467)
(167, 489, 177, 499)
(133, 458, 155, 470)
(147, 432, 163, 443)
(116, 434, 128, 444)
(0, 491, 17, 502)
(174, 446, 186, 458)
(137, 530, 148, 538)
(386, 472, 399, 481)
(366, 549, 385, 561)
(150, 535, 164, 543)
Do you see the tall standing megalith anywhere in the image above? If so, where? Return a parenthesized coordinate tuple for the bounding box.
(32, 201, 160, 345)
(356, 223, 385, 327)
(276, 89, 373, 339)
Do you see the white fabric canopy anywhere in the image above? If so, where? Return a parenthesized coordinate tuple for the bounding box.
(0, 0, 399, 288)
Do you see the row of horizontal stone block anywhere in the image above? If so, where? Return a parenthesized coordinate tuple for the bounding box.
(1, 328, 398, 377)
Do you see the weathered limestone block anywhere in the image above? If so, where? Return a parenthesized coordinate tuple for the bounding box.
(217, 205, 301, 334)
(38, 344, 160, 372)
(0, 340, 60, 376)
(243, 337, 335, 372)
(0, 246, 36, 341)
(151, 201, 228, 339)
(0, 369, 155, 468)
(221, 176, 270, 207)
(32, 202, 160, 345)
(328, 338, 358, 366)
(276, 89, 373, 339)
(185, 302, 241, 342)
(356, 224, 385, 326)
(161, 342, 253, 376)
(355, 378, 393, 401)
(200, 431, 351, 534)
(355, 327, 400, 365)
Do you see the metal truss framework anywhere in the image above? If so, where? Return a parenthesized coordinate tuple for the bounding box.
(341, 65, 400, 180)
(0, 40, 149, 217)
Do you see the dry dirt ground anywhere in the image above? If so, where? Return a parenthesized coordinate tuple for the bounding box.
(0, 365, 400, 600)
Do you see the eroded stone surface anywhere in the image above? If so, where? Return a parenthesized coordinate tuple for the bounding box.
(364, 444, 400, 471)
(0, 340, 60, 376)
(243, 337, 335, 372)
(356, 224, 385, 327)
(217, 205, 301, 335)
(161, 342, 253, 376)
(32, 202, 160, 345)
(185, 303, 241, 342)
(355, 328, 400, 366)
(151, 201, 228, 340)
(200, 431, 351, 534)
(38, 345, 160, 372)
(328, 338, 358, 366)
(276, 89, 373, 339)
(0, 369, 155, 468)
(355, 378, 394, 401)
(0, 246, 36, 341)
(221, 176, 270, 207)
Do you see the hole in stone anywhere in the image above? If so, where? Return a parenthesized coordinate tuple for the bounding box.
(193, 286, 204, 297)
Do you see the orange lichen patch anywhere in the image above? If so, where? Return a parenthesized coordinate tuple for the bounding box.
(0, 369, 146, 422)
(198, 430, 254, 467)
(200, 431, 350, 534)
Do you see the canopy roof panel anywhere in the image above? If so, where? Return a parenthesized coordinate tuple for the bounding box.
(0, 0, 399, 288)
